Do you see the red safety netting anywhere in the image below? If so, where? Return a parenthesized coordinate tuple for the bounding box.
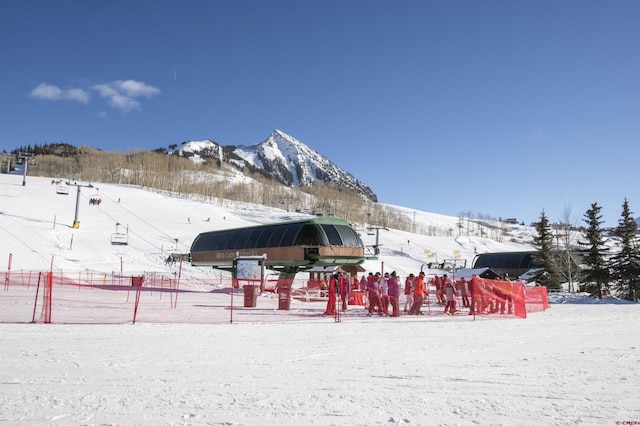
(2, 270, 550, 324)
(470, 276, 550, 319)
(524, 286, 550, 313)
(0, 270, 338, 324)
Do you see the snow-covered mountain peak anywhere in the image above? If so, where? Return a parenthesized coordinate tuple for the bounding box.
(173, 130, 377, 202)
(248, 130, 375, 201)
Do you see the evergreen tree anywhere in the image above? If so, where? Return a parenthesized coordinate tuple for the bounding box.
(532, 210, 563, 290)
(578, 202, 610, 298)
(610, 199, 640, 302)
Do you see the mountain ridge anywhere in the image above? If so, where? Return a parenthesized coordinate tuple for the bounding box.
(172, 129, 377, 202)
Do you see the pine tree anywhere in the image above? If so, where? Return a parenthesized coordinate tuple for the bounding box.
(532, 210, 563, 290)
(578, 202, 610, 298)
(610, 199, 640, 302)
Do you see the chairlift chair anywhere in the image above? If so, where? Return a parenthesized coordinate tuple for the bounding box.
(110, 222, 129, 245)
(89, 189, 102, 205)
(55, 185, 69, 195)
(110, 233, 129, 245)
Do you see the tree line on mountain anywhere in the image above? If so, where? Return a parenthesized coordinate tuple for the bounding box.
(533, 199, 640, 302)
(11, 142, 81, 157)
(6, 144, 436, 233)
(7, 143, 528, 243)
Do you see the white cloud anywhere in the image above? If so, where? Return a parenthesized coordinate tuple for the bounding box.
(30, 79, 160, 113)
(113, 80, 161, 98)
(30, 83, 89, 103)
(93, 80, 161, 112)
(65, 88, 90, 103)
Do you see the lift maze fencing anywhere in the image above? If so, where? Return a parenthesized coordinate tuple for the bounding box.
(1, 269, 549, 325)
(1, 270, 319, 324)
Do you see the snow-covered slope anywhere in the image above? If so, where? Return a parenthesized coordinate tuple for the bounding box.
(0, 170, 534, 278)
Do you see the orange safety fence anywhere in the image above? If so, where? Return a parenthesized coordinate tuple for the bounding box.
(0, 270, 338, 324)
(2, 271, 550, 324)
(470, 276, 550, 319)
(524, 286, 550, 313)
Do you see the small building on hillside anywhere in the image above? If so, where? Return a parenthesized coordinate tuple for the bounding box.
(473, 250, 586, 282)
(453, 267, 502, 282)
(472, 251, 536, 280)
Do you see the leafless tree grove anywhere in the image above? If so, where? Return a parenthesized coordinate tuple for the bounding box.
(28, 148, 502, 238)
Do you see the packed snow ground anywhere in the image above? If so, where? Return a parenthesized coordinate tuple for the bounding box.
(1, 171, 639, 425)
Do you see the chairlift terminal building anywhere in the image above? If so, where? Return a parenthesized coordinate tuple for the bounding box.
(190, 217, 367, 279)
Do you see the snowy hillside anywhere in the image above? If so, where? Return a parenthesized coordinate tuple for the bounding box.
(0, 168, 534, 278)
(171, 140, 222, 165)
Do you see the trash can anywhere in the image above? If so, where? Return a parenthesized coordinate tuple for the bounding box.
(243, 285, 257, 307)
(278, 287, 291, 311)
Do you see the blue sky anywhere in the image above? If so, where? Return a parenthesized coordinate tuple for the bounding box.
(1, 0, 638, 227)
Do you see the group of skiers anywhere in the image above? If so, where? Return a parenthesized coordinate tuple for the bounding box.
(392, 272, 465, 316)
(321, 270, 517, 317)
(323, 270, 406, 317)
(322, 270, 478, 317)
(363, 271, 404, 317)
(88, 196, 102, 205)
(430, 274, 471, 314)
